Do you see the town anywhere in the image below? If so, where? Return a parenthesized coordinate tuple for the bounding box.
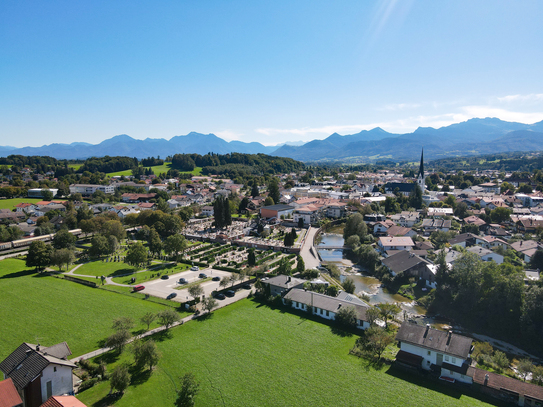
(0, 151, 542, 406)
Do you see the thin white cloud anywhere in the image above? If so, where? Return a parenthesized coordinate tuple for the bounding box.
(460, 106, 543, 124)
(497, 93, 543, 103)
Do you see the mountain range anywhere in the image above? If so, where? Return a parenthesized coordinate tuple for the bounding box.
(1, 118, 543, 162)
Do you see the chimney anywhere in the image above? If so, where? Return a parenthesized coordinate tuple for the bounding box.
(484, 374, 489, 386)
(447, 331, 452, 345)
(36, 343, 40, 352)
(423, 324, 430, 338)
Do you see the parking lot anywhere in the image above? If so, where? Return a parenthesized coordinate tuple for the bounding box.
(140, 267, 237, 302)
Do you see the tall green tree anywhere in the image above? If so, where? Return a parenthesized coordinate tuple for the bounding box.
(267, 179, 280, 205)
(52, 229, 76, 250)
(147, 228, 163, 256)
(110, 364, 131, 394)
(125, 242, 148, 267)
(408, 183, 423, 210)
(26, 241, 52, 270)
(175, 373, 200, 407)
(50, 248, 75, 271)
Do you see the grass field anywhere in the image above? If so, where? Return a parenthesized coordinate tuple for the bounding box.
(107, 163, 202, 177)
(77, 300, 499, 407)
(68, 163, 83, 171)
(0, 258, 179, 360)
(76, 261, 138, 277)
(0, 198, 42, 210)
(110, 263, 190, 285)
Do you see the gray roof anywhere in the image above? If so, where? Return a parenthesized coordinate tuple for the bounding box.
(396, 322, 472, 359)
(265, 275, 306, 290)
(284, 289, 369, 321)
(381, 250, 429, 274)
(0, 343, 75, 390)
(261, 204, 295, 211)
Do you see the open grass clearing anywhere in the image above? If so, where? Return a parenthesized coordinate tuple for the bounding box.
(111, 263, 190, 285)
(0, 258, 181, 360)
(0, 197, 42, 210)
(77, 299, 499, 407)
(107, 163, 202, 177)
(76, 260, 139, 277)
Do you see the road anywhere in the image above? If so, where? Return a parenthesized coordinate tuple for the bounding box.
(299, 226, 321, 270)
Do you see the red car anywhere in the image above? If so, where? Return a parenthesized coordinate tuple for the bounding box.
(133, 285, 145, 292)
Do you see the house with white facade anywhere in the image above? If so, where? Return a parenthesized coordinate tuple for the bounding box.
(395, 322, 473, 384)
(69, 184, 114, 196)
(466, 245, 504, 264)
(283, 289, 370, 330)
(391, 211, 420, 227)
(0, 342, 76, 407)
(377, 236, 415, 253)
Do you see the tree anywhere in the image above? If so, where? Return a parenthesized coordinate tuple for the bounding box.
(365, 306, 381, 326)
(157, 309, 180, 329)
(41, 189, 53, 201)
(52, 229, 76, 250)
(141, 312, 157, 331)
(276, 256, 292, 275)
(490, 207, 512, 223)
(108, 235, 120, 254)
(147, 228, 163, 257)
(247, 249, 256, 267)
(408, 183, 423, 210)
(530, 249, 543, 271)
(354, 245, 379, 273)
(325, 285, 339, 297)
(264, 196, 274, 206)
(267, 179, 280, 205)
(223, 197, 232, 227)
(175, 373, 200, 407)
(112, 316, 134, 332)
(164, 234, 188, 260)
(335, 306, 358, 328)
(343, 213, 367, 242)
(125, 242, 148, 267)
(492, 350, 509, 371)
(532, 365, 543, 385)
(202, 297, 218, 313)
(102, 220, 126, 241)
(50, 248, 75, 271)
(296, 255, 305, 274)
(376, 302, 401, 329)
(26, 240, 52, 270)
(342, 277, 356, 294)
(110, 364, 131, 394)
(517, 358, 534, 382)
(518, 183, 533, 194)
(188, 284, 204, 301)
(107, 329, 131, 353)
(251, 183, 259, 198)
(363, 326, 393, 359)
(89, 234, 109, 257)
(132, 340, 160, 372)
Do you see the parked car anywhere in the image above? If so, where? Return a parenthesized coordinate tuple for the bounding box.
(178, 278, 187, 284)
(167, 292, 177, 299)
(212, 276, 221, 281)
(242, 283, 251, 290)
(215, 293, 226, 300)
(191, 266, 199, 271)
(161, 275, 169, 280)
(198, 273, 207, 279)
(225, 290, 235, 297)
(133, 285, 145, 292)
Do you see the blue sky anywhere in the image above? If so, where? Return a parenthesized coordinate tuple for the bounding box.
(1, 0, 542, 147)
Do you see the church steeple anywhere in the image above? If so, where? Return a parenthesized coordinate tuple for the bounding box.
(418, 148, 424, 178)
(417, 148, 425, 192)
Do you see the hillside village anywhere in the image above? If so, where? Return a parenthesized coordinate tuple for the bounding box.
(1, 152, 543, 406)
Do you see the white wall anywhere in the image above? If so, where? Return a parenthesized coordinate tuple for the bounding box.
(400, 342, 465, 371)
(40, 364, 73, 402)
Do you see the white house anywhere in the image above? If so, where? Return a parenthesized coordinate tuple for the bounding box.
(69, 184, 114, 196)
(0, 342, 76, 406)
(283, 289, 370, 330)
(395, 322, 473, 384)
(466, 246, 504, 264)
(378, 236, 415, 253)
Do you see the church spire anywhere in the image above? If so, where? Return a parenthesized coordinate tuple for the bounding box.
(419, 148, 424, 178)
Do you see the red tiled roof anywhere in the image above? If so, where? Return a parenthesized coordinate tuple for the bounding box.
(40, 396, 88, 407)
(0, 378, 22, 407)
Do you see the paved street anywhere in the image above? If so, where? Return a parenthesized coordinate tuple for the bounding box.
(299, 226, 321, 270)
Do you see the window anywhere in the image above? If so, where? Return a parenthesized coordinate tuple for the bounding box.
(452, 357, 456, 363)
(54, 367, 57, 372)
(427, 351, 431, 356)
(326, 310, 329, 316)
(445, 355, 449, 362)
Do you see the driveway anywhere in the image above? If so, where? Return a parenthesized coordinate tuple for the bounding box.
(299, 227, 321, 270)
(140, 267, 235, 301)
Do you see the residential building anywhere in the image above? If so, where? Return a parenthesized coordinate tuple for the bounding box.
(377, 236, 415, 253)
(381, 251, 435, 287)
(283, 289, 370, 330)
(466, 246, 504, 264)
(27, 189, 59, 199)
(395, 322, 473, 384)
(69, 184, 114, 196)
(263, 275, 306, 297)
(0, 378, 23, 407)
(259, 204, 295, 220)
(0, 343, 76, 407)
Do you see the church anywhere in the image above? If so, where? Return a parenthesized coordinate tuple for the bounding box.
(382, 149, 426, 196)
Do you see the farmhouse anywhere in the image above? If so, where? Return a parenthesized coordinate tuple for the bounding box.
(395, 322, 473, 384)
(0, 342, 76, 407)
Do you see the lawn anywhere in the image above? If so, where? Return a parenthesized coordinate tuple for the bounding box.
(68, 163, 83, 171)
(110, 263, 190, 285)
(76, 261, 139, 277)
(77, 300, 499, 407)
(107, 163, 202, 177)
(0, 197, 42, 210)
(0, 258, 178, 360)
